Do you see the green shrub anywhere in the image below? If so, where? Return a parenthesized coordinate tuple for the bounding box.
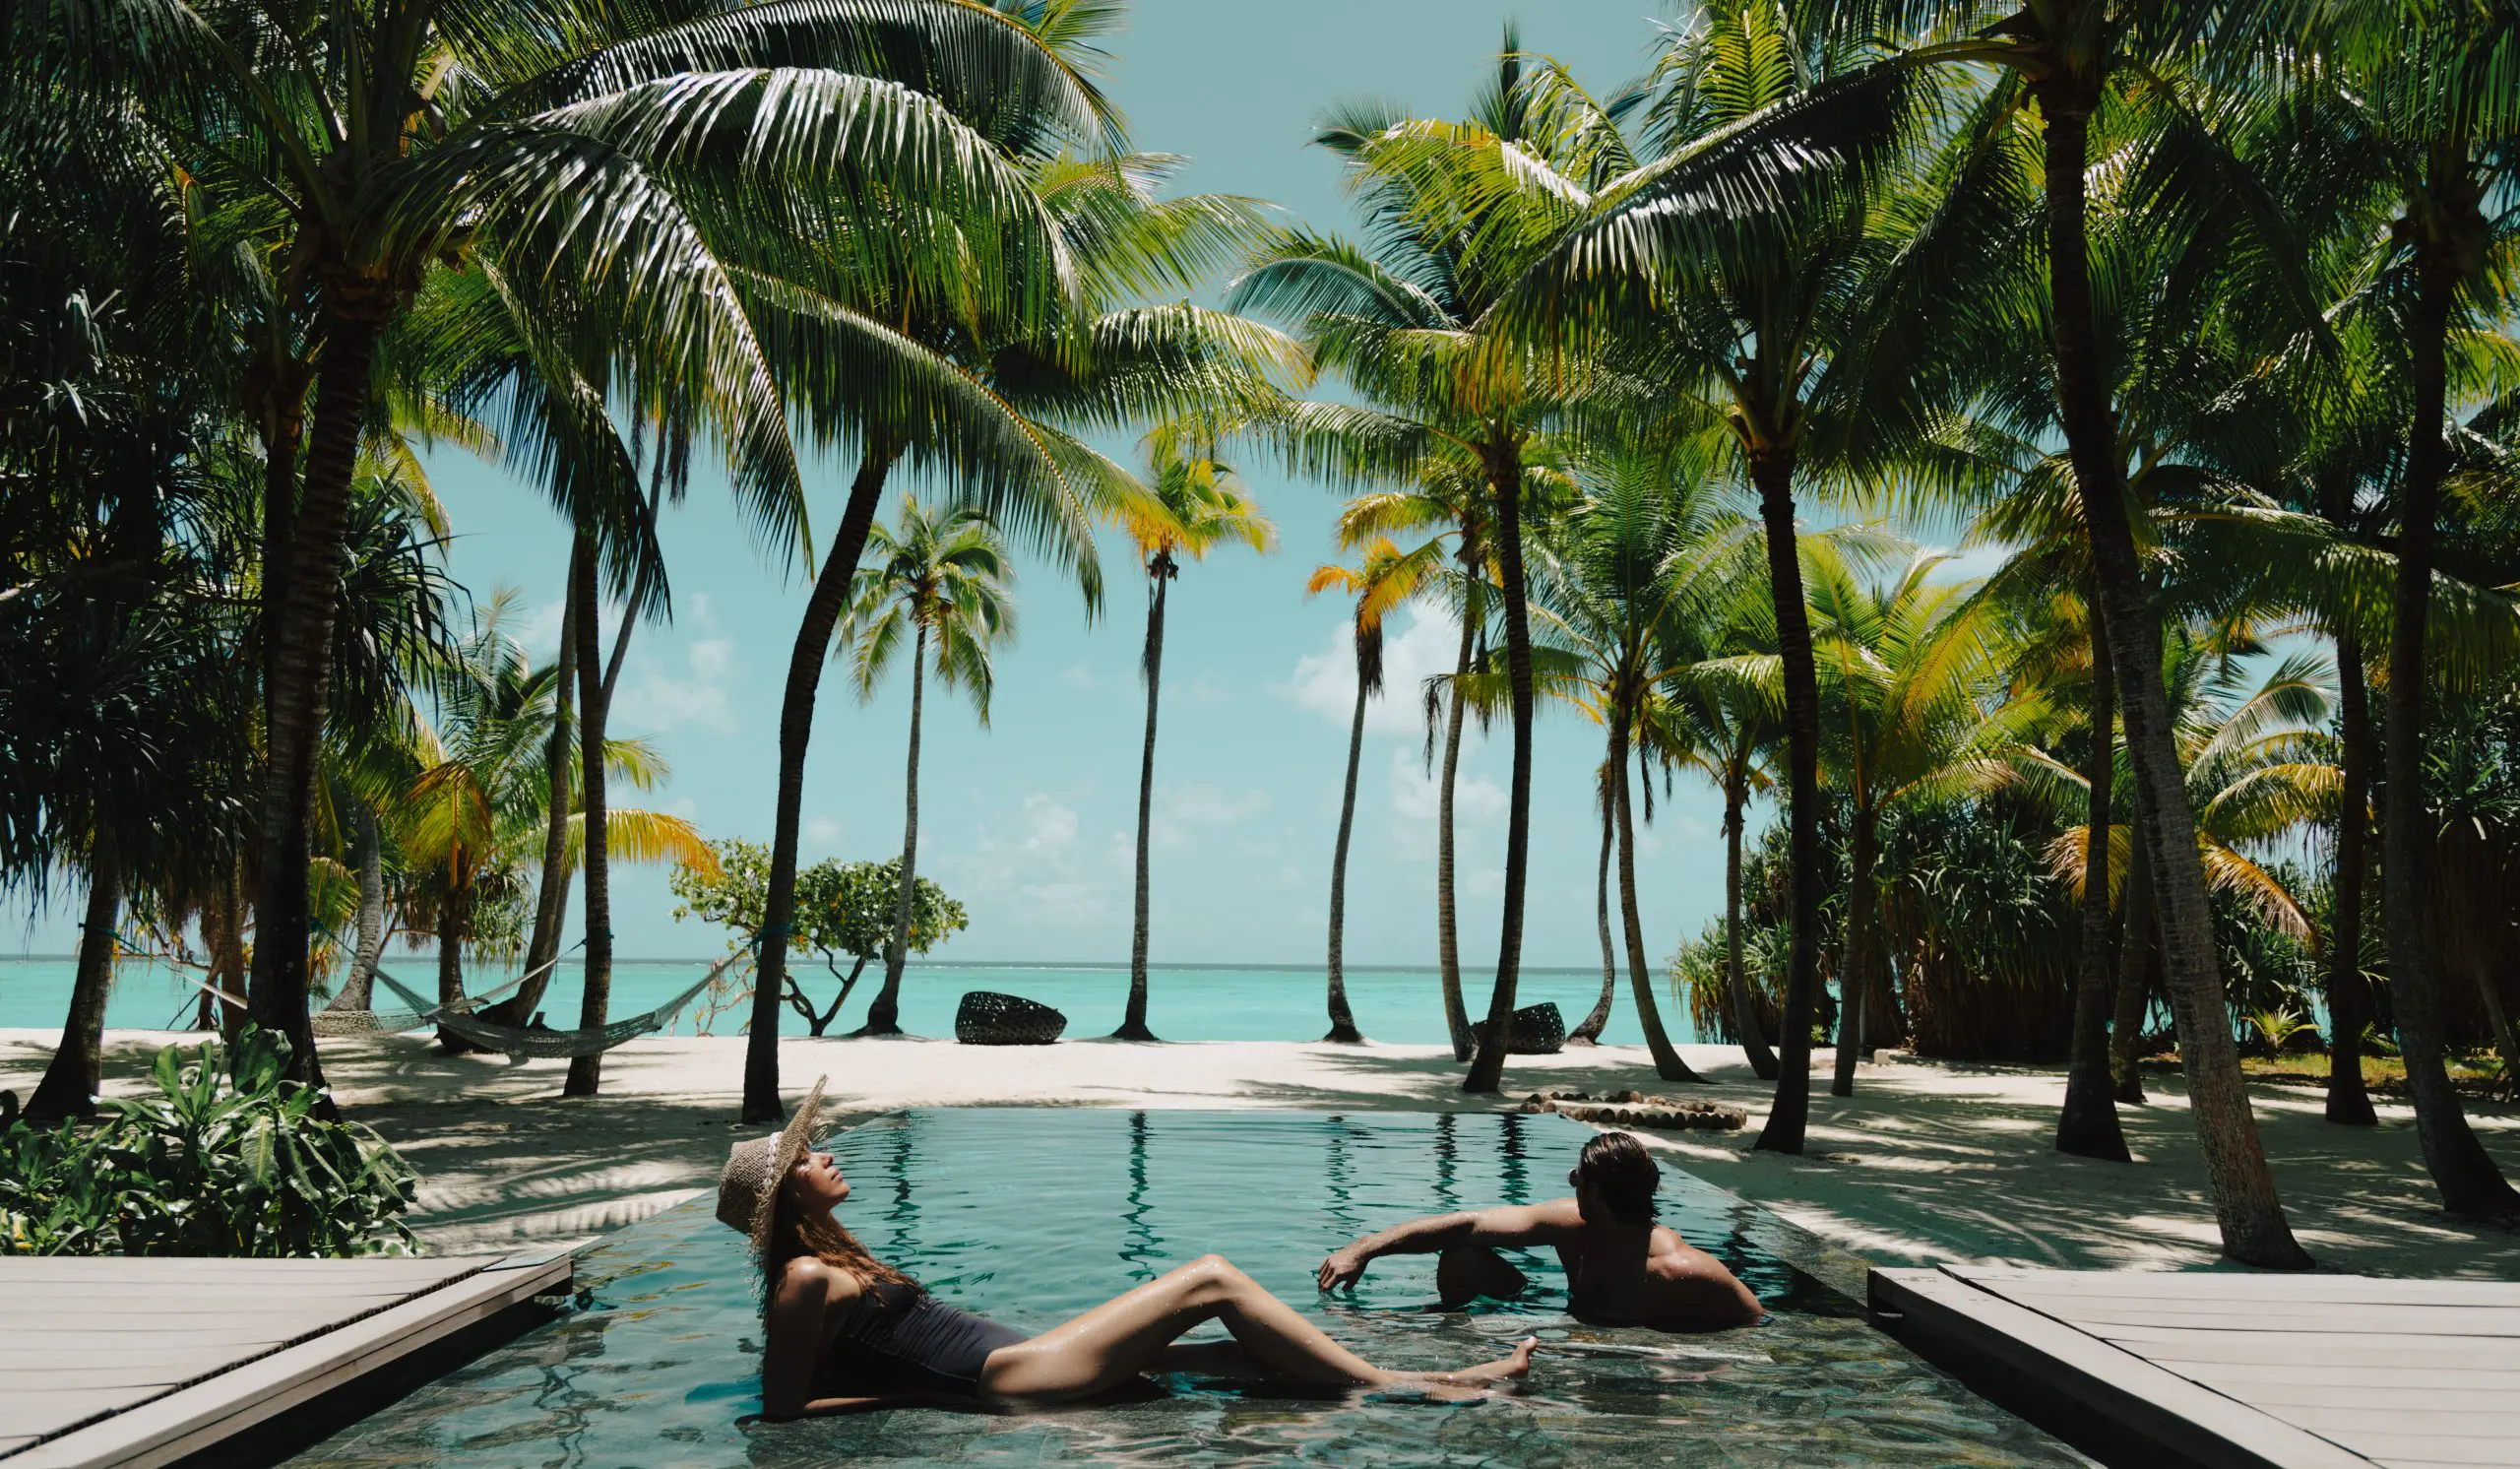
(1, 1026, 418, 1256)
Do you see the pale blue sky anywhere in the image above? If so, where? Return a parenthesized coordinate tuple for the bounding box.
(13, 2, 1760, 968)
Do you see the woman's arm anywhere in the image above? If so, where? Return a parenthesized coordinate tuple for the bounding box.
(760, 1257, 848, 1420)
(1317, 1202, 1578, 1290)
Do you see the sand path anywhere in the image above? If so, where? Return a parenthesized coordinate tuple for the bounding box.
(5, 1030, 2513, 1280)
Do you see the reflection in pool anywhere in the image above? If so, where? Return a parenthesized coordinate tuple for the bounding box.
(286, 1110, 2086, 1467)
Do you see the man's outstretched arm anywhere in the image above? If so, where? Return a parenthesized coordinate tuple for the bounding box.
(1317, 1202, 1578, 1290)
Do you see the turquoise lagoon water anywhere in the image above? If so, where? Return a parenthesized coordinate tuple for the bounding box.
(0, 957, 1694, 1045)
(285, 1110, 2077, 1468)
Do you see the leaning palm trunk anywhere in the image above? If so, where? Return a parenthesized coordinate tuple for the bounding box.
(248, 301, 387, 1088)
(1115, 561, 1170, 1042)
(2324, 628, 2377, 1125)
(26, 859, 122, 1121)
(433, 893, 470, 1053)
(2379, 228, 2519, 1215)
(1465, 440, 1535, 1094)
(485, 553, 581, 1031)
(1614, 709, 1699, 1083)
(2110, 834, 2154, 1105)
(1722, 765, 1779, 1079)
(1435, 586, 1477, 1059)
(744, 450, 897, 1123)
(2037, 90, 2307, 1265)
(2057, 603, 2129, 1159)
(1322, 631, 1370, 1044)
(565, 538, 613, 1098)
(1748, 449, 1825, 1151)
(1831, 812, 1878, 1099)
(864, 624, 930, 1037)
(1572, 785, 1616, 1046)
(327, 805, 386, 1015)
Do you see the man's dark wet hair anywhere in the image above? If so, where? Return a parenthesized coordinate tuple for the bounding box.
(1576, 1131, 1660, 1221)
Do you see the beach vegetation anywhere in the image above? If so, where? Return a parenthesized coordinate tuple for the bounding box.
(671, 840, 967, 1037)
(1, 1028, 416, 1257)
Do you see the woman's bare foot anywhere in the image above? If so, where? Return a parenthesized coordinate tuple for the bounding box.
(1386, 1334, 1538, 1391)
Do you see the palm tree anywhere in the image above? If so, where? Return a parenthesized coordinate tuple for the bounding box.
(1526, 448, 1741, 1083)
(1109, 439, 1276, 1040)
(1230, 37, 1635, 1091)
(33, 0, 1115, 1085)
(736, 135, 1299, 1117)
(838, 497, 1015, 1037)
(1802, 543, 2021, 1097)
(1306, 538, 1442, 1044)
(1331, 464, 1495, 1058)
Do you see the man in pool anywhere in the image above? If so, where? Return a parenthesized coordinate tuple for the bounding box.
(1316, 1131, 1764, 1331)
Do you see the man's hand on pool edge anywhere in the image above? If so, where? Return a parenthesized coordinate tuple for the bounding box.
(1318, 1246, 1369, 1292)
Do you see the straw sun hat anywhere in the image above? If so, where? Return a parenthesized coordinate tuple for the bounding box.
(715, 1075, 830, 1254)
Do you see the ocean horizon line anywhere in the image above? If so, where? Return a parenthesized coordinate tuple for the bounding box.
(0, 954, 1609, 976)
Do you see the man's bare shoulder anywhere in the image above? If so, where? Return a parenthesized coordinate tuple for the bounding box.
(1640, 1227, 1764, 1328)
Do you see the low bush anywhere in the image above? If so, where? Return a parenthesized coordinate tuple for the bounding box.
(1, 1026, 418, 1256)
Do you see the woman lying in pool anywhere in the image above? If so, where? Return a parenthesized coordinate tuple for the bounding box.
(723, 1079, 1537, 1419)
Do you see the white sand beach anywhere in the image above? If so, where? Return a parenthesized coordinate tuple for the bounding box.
(7, 1029, 2515, 1282)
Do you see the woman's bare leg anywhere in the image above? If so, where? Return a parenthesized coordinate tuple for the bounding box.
(978, 1254, 1535, 1404)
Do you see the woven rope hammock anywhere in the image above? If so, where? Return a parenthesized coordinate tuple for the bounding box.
(373, 954, 734, 1059)
(309, 970, 534, 1038)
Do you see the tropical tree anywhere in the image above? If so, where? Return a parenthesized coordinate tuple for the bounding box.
(1229, 38, 1637, 1091)
(1305, 537, 1441, 1044)
(1110, 439, 1276, 1040)
(23, 0, 1114, 1087)
(838, 497, 1014, 1036)
(671, 841, 965, 1035)
(1330, 463, 1496, 1057)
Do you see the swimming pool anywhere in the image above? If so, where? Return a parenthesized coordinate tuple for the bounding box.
(283, 1110, 2084, 1467)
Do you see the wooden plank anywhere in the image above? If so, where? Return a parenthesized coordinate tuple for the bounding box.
(2318, 1437, 2520, 1468)
(1952, 1267, 2520, 1309)
(2179, 1362, 2520, 1392)
(1, 1281, 450, 1304)
(10, 1250, 570, 1469)
(0, 1369, 198, 1392)
(2287, 1406, 2520, 1443)
(24, 1318, 377, 1345)
(5, 1296, 412, 1318)
(1870, 1268, 2369, 1469)
(2208, 1381, 2520, 1414)
(2087, 1327, 2520, 1371)
(2030, 1303, 2520, 1337)
(0, 1395, 158, 1443)
(0, 1350, 240, 1375)
(0, 1259, 472, 1283)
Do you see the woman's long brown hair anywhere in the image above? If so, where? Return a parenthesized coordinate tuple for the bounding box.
(761, 1182, 921, 1319)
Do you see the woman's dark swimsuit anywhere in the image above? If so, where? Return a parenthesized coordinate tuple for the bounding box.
(821, 1282, 1028, 1397)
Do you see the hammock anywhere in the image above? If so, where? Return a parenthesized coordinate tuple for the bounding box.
(374, 955, 735, 1059)
(309, 971, 532, 1038)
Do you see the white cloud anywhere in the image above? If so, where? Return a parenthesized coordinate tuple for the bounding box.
(935, 794, 1118, 932)
(1058, 663, 1102, 691)
(610, 595, 741, 734)
(1388, 744, 1506, 826)
(1277, 602, 1465, 736)
(1151, 781, 1268, 850)
(805, 816, 843, 848)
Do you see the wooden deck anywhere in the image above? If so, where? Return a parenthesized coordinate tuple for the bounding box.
(0, 1247, 573, 1469)
(1871, 1264, 2520, 1469)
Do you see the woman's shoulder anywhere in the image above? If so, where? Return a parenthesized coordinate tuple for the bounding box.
(775, 1254, 864, 1305)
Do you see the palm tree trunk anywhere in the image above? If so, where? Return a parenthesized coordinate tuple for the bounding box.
(326, 803, 384, 1014)
(2110, 834, 2154, 1104)
(485, 545, 581, 1030)
(2380, 208, 2518, 1214)
(1723, 764, 1779, 1079)
(1115, 560, 1170, 1042)
(1832, 810, 1876, 1098)
(1615, 701, 1699, 1083)
(2058, 599, 2130, 1158)
(26, 859, 121, 1121)
(744, 449, 897, 1122)
(1323, 646, 1367, 1044)
(1435, 581, 1477, 1060)
(1747, 447, 1823, 1151)
(1573, 775, 1616, 1046)
(1465, 438, 1533, 1094)
(248, 301, 386, 1089)
(2324, 627, 2377, 1125)
(864, 623, 929, 1037)
(564, 536, 612, 1098)
(433, 892, 468, 1053)
(2037, 89, 2308, 1265)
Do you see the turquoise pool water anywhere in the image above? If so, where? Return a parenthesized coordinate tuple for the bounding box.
(0, 958, 1691, 1045)
(284, 1110, 2079, 1467)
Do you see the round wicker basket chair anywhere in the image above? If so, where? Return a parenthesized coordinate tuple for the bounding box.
(955, 991, 1067, 1046)
(1473, 1000, 1566, 1055)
